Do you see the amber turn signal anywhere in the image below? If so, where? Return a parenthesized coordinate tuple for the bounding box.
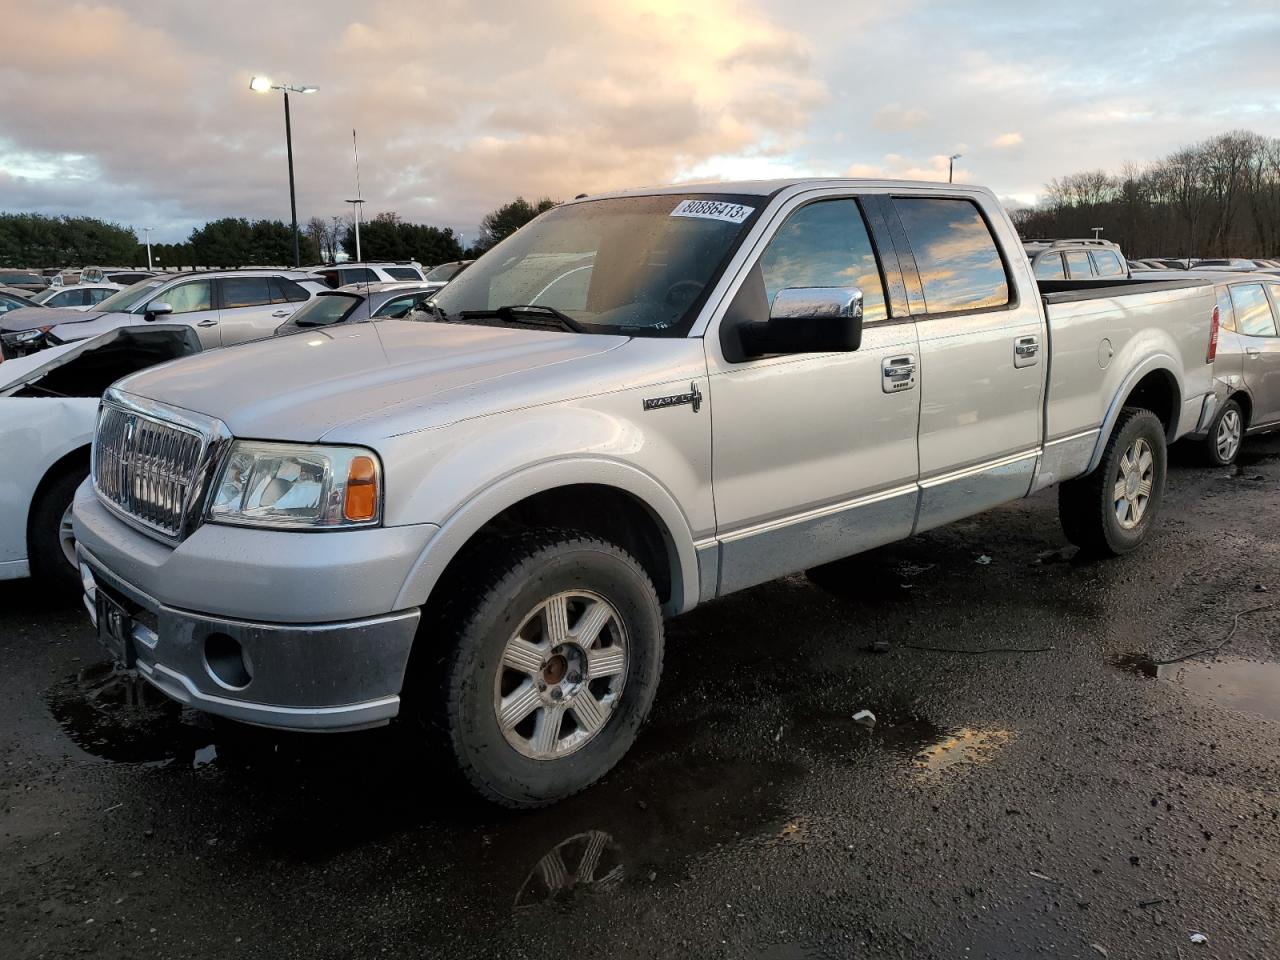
(344, 455, 379, 521)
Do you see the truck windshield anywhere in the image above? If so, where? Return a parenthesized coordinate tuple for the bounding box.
(429, 194, 763, 337)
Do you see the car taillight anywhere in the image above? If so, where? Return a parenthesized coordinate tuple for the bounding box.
(1207, 305, 1220, 363)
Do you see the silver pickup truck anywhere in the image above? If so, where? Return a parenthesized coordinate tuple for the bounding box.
(73, 179, 1218, 807)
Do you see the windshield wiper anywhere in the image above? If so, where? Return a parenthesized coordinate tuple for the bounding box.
(458, 304, 585, 333)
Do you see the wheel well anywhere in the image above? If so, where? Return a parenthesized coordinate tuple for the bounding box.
(1229, 390, 1253, 428)
(26, 446, 90, 547)
(1122, 369, 1179, 440)
(433, 484, 676, 609)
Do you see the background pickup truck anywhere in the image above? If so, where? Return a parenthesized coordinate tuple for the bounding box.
(73, 179, 1218, 808)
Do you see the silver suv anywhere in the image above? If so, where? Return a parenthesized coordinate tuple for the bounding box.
(0, 269, 318, 356)
(309, 262, 425, 288)
(1025, 238, 1130, 280)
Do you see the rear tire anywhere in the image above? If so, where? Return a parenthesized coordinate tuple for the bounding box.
(1200, 397, 1244, 466)
(1059, 407, 1167, 557)
(28, 465, 88, 592)
(428, 529, 664, 809)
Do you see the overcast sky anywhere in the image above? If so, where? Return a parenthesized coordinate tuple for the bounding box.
(2, 0, 1278, 243)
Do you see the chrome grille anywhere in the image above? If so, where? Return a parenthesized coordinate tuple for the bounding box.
(93, 402, 207, 539)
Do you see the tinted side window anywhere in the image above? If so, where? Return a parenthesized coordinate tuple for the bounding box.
(1216, 286, 1236, 332)
(270, 277, 310, 303)
(221, 276, 273, 308)
(759, 199, 888, 323)
(156, 280, 213, 314)
(892, 197, 1009, 313)
(373, 294, 420, 318)
(1091, 250, 1124, 277)
(86, 288, 113, 304)
(384, 267, 422, 281)
(1229, 283, 1278, 337)
(1034, 252, 1066, 279)
(341, 268, 378, 285)
(1064, 250, 1093, 279)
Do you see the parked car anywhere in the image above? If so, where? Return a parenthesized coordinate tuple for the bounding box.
(1192, 258, 1259, 272)
(0, 287, 41, 306)
(274, 282, 439, 335)
(31, 283, 123, 311)
(1137, 259, 1172, 271)
(0, 326, 202, 587)
(1024, 238, 1130, 280)
(0, 270, 49, 292)
(422, 259, 474, 292)
(75, 179, 1216, 808)
(0, 269, 316, 357)
(309, 262, 426, 289)
(0, 290, 39, 321)
(1179, 272, 1280, 464)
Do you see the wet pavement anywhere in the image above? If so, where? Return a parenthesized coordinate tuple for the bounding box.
(2, 437, 1279, 959)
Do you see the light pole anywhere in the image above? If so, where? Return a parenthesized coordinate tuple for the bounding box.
(345, 199, 366, 262)
(143, 227, 153, 270)
(249, 76, 318, 268)
(948, 153, 962, 184)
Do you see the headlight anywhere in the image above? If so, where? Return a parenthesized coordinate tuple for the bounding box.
(9, 327, 48, 343)
(207, 441, 382, 529)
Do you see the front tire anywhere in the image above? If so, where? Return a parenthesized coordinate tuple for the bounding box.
(1201, 397, 1244, 466)
(1059, 407, 1167, 557)
(28, 465, 88, 591)
(434, 530, 664, 809)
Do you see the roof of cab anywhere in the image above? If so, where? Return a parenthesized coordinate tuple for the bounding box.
(569, 178, 998, 204)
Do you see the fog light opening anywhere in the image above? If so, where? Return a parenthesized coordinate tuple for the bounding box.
(204, 632, 252, 690)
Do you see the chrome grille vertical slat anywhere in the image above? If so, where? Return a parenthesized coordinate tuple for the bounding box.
(92, 400, 209, 539)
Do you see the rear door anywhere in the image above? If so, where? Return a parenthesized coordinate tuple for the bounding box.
(216, 276, 291, 345)
(1230, 281, 1280, 426)
(707, 193, 921, 595)
(887, 194, 1046, 531)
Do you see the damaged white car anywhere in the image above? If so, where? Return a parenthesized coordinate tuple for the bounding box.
(0, 326, 202, 588)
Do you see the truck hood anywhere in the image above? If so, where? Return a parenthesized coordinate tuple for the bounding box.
(115, 319, 629, 441)
(0, 305, 117, 332)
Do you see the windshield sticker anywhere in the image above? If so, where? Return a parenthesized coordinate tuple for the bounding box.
(670, 199, 754, 224)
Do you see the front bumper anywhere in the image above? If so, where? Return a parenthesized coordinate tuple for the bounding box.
(78, 547, 421, 732)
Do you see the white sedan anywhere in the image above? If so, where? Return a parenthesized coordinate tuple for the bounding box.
(0, 326, 202, 587)
(31, 283, 123, 311)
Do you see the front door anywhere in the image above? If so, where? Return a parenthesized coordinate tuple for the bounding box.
(886, 195, 1046, 531)
(706, 195, 921, 596)
(146, 278, 219, 349)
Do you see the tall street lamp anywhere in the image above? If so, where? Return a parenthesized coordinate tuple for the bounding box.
(142, 227, 153, 270)
(948, 153, 962, 184)
(345, 198, 366, 262)
(249, 76, 318, 268)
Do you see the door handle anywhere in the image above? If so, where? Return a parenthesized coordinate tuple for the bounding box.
(882, 354, 917, 393)
(1246, 347, 1262, 358)
(271, 309, 290, 317)
(1014, 335, 1040, 367)
(196, 319, 218, 327)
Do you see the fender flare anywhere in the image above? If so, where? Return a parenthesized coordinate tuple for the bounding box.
(1086, 354, 1182, 474)
(392, 456, 703, 616)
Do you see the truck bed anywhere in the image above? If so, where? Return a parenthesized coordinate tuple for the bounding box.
(1036, 275, 1216, 484)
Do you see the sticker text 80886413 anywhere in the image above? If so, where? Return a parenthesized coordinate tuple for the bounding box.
(670, 199, 755, 224)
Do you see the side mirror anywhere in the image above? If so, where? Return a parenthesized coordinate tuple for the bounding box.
(145, 301, 173, 320)
(740, 287, 864, 356)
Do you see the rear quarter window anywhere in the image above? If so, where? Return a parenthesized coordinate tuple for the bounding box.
(384, 267, 423, 281)
(1090, 250, 1125, 277)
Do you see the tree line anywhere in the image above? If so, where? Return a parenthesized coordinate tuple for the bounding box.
(1010, 130, 1280, 259)
(0, 196, 559, 270)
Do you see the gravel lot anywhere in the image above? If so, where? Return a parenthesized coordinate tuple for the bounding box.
(3, 437, 1279, 960)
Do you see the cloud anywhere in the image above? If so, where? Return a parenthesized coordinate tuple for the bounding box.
(874, 103, 931, 131)
(0, 0, 826, 241)
(992, 132, 1024, 148)
(844, 154, 967, 183)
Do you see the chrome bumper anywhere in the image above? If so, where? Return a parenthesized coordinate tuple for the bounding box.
(78, 547, 420, 731)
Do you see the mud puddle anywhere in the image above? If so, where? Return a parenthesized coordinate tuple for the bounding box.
(1116, 655, 1280, 722)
